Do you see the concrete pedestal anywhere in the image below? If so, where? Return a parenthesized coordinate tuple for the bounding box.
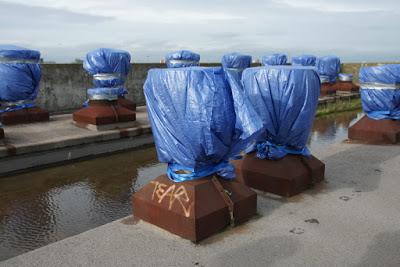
(320, 83, 337, 97)
(232, 153, 325, 197)
(73, 100, 136, 127)
(332, 81, 359, 93)
(348, 115, 400, 144)
(117, 97, 136, 111)
(0, 107, 49, 125)
(132, 174, 257, 242)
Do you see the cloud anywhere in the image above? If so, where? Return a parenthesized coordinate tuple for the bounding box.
(273, 0, 387, 13)
(6, 0, 246, 24)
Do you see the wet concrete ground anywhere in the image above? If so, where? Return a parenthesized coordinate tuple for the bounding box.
(0, 111, 362, 262)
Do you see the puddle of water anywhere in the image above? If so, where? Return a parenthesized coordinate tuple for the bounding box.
(0, 110, 362, 261)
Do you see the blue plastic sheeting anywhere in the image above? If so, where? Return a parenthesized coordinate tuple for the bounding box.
(165, 50, 200, 68)
(338, 73, 353, 82)
(0, 45, 40, 61)
(144, 66, 263, 182)
(359, 64, 400, 120)
(242, 66, 320, 160)
(221, 53, 252, 70)
(291, 55, 316, 66)
(315, 56, 341, 83)
(83, 48, 131, 87)
(0, 46, 41, 107)
(261, 54, 287, 66)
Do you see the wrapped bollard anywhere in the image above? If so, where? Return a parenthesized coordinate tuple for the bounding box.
(0, 45, 49, 125)
(316, 56, 341, 96)
(316, 56, 340, 83)
(348, 64, 400, 143)
(261, 54, 287, 66)
(221, 52, 252, 80)
(232, 65, 325, 197)
(165, 50, 200, 68)
(73, 48, 136, 128)
(291, 55, 316, 66)
(133, 66, 263, 241)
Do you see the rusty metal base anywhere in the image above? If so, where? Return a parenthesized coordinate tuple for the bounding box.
(118, 97, 136, 111)
(0, 127, 4, 139)
(320, 83, 337, 97)
(0, 107, 49, 125)
(73, 100, 136, 125)
(232, 153, 325, 197)
(348, 115, 400, 144)
(132, 174, 257, 242)
(332, 81, 359, 92)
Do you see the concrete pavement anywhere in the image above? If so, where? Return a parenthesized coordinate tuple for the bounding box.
(2, 141, 399, 267)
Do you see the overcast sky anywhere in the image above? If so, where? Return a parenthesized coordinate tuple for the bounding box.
(0, 0, 399, 63)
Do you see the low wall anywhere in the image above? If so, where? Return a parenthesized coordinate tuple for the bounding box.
(36, 62, 393, 114)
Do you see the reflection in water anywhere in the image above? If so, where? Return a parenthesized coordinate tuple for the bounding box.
(0, 110, 362, 261)
(309, 111, 363, 153)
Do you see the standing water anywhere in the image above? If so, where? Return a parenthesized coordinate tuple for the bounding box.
(0, 110, 362, 261)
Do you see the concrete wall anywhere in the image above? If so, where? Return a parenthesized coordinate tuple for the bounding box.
(36, 62, 394, 114)
(37, 63, 165, 114)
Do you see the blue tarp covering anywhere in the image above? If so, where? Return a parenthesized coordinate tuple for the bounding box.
(359, 64, 400, 120)
(221, 53, 252, 69)
(165, 50, 200, 68)
(0, 45, 40, 61)
(262, 54, 287, 66)
(291, 55, 316, 66)
(242, 66, 320, 160)
(83, 48, 131, 87)
(316, 56, 341, 83)
(0, 45, 41, 109)
(144, 66, 263, 182)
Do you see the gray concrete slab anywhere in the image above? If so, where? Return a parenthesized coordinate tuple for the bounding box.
(0, 106, 151, 175)
(2, 142, 399, 267)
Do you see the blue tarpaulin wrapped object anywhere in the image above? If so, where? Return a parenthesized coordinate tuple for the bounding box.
(83, 48, 131, 87)
(0, 45, 41, 111)
(165, 50, 200, 68)
(144, 66, 263, 182)
(316, 56, 341, 83)
(291, 55, 316, 66)
(359, 64, 400, 120)
(242, 66, 320, 160)
(221, 53, 252, 70)
(262, 54, 287, 66)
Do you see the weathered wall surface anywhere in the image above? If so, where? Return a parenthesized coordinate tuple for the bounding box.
(37, 63, 165, 114)
(36, 62, 395, 114)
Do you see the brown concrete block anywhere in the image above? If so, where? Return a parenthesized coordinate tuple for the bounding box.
(118, 97, 136, 111)
(73, 100, 136, 125)
(0, 107, 49, 125)
(232, 153, 325, 197)
(320, 83, 337, 97)
(348, 115, 400, 144)
(132, 174, 257, 242)
(333, 81, 359, 92)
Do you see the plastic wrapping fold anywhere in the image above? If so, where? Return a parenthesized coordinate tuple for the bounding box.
(144, 66, 263, 182)
(0, 45, 41, 107)
(291, 55, 316, 66)
(165, 50, 200, 68)
(83, 48, 131, 87)
(261, 54, 287, 66)
(359, 64, 400, 120)
(242, 66, 320, 160)
(316, 56, 341, 83)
